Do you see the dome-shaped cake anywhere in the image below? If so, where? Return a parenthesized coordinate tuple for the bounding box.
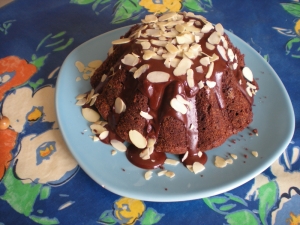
(88, 12, 258, 169)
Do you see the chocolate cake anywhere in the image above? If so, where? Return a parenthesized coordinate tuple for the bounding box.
(88, 12, 258, 169)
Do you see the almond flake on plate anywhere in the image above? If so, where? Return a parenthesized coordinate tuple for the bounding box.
(157, 170, 167, 176)
(214, 156, 228, 168)
(165, 171, 175, 178)
(144, 171, 153, 180)
(164, 158, 180, 166)
(192, 162, 205, 174)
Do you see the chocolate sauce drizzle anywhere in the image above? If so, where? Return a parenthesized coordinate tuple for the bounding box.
(93, 13, 256, 169)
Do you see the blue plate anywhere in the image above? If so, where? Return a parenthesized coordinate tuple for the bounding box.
(56, 26, 295, 202)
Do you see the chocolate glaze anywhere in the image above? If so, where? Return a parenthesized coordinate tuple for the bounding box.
(92, 13, 258, 169)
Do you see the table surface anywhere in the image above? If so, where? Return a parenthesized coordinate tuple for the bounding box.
(0, 0, 299, 224)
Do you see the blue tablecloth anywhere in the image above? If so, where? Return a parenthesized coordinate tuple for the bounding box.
(0, 0, 299, 224)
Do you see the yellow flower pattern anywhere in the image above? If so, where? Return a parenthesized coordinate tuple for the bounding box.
(139, 0, 182, 13)
(295, 19, 300, 36)
(114, 197, 146, 225)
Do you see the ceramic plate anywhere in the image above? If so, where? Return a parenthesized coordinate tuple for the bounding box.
(56, 26, 295, 202)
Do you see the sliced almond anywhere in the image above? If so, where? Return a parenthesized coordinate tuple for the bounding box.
(110, 139, 127, 152)
(201, 22, 214, 33)
(99, 130, 109, 140)
(232, 63, 238, 70)
(230, 153, 238, 159)
(227, 48, 235, 62)
(150, 39, 168, 47)
(143, 50, 157, 60)
(140, 148, 150, 160)
(133, 64, 149, 79)
(129, 130, 147, 149)
(251, 151, 258, 157)
(206, 42, 215, 50)
(82, 108, 100, 122)
(164, 158, 180, 166)
(101, 74, 107, 82)
(90, 124, 107, 134)
(114, 97, 126, 114)
(210, 53, 219, 62)
(140, 41, 151, 49)
(242, 67, 253, 82)
(158, 12, 177, 21)
(214, 156, 227, 168)
(200, 57, 210, 67)
(111, 150, 117, 156)
(157, 170, 167, 176)
(75, 61, 85, 72)
(144, 171, 153, 180)
(170, 98, 188, 114)
(140, 111, 153, 120)
(206, 80, 216, 88)
(193, 162, 205, 174)
(76, 98, 87, 106)
(92, 136, 99, 142)
(121, 54, 139, 66)
(198, 151, 203, 157)
(176, 95, 190, 106)
(173, 57, 193, 76)
(221, 36, 228, 49)
(147, 71, 170, 83)
(217, 45, 228, 61)
(205, 62, 214, 78)
(198, 80, 204, 89)
(208, 32, 221, 45)
(147, 138, 156, 148)
(88, 60, 102, 69)
(144, 14, 158, 23)
(196, 66, 203, 73)
(165, 171, 175, 178)
(186, 165, 194, 173)
(187, 69, 195, 88)
(165, 42, 179, 54)
(75, 77, 81, 82)
(226, 158, 233, 164)
(182, 151, 189, 162)
(215, 23, 224, 36)
(112, 38, 131, 45)
(246, 86, 253, 97)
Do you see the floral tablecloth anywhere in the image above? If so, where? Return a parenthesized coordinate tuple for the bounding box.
(0, 0, 300, 224)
